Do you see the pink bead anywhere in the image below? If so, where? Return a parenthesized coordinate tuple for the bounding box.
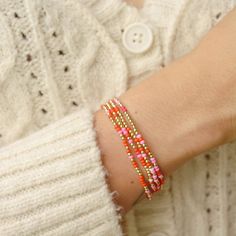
(121, 106, 127, 112)
(128, 139, 133, 144)
(151, 184, 157, 192)
(145, 189, 152, 199)
(140, 140, 145, 144)
(153, 175, 158, 179)
(155, 180, 161, 188)
(136, 134, 142, 139)
(150, 158, 156, 163)
(121, 128, 128, 135)
(137, 154, 142, 158)
(159, 174, 164, 179)
(142, 153, 147, 158)
(128, 155, 134, 159)
(150, 168, 155, 174)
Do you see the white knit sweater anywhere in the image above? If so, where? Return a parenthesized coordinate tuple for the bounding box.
(0, 0, 235, 235)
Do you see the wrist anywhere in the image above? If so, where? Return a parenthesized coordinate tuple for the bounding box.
(95, 109, 144, 214)
(94, 52, 227, 215)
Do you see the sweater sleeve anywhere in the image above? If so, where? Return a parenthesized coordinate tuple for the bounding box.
(0, 107, 123, 236)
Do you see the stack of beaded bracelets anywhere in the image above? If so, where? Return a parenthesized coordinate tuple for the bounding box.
(101, 97, 165, 200)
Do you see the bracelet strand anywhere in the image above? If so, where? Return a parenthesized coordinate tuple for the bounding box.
(113, 98, 165, 185)
(109, 99, 159, 192)
(101, 103, 152, 199)
(101, 97, 165, 200)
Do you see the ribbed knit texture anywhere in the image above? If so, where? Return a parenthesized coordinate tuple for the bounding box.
(0, 107, 123, 235)
(0, 0, 235, 235)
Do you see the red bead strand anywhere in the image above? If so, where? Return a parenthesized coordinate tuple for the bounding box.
(109, 99, 159, 192)
(101, 97, 165, 200)
(101, 103, 152, 199)
(113, 97, 165, 186)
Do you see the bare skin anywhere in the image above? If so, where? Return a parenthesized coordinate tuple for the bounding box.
(95, 4, 236, 219)
(125, 0, 143, 8)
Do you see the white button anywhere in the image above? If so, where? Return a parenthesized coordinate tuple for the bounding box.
(122, 23, 153, 54)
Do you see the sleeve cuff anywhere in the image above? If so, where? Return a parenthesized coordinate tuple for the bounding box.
(0, 107, 123, 235)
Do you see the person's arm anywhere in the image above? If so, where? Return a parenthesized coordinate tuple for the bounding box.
(95, 7, 236, 215)
(0, 6, 235, 235)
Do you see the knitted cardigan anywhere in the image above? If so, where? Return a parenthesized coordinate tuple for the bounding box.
(0, 0, 235, 235)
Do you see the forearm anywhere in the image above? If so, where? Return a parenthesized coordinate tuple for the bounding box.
(94, 55, 224, 214)
(95, 7, 236, 215)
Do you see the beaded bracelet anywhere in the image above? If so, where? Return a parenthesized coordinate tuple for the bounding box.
(101, 97, 165, 200)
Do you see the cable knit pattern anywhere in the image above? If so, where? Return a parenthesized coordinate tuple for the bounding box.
(0, 0, 235, 235)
